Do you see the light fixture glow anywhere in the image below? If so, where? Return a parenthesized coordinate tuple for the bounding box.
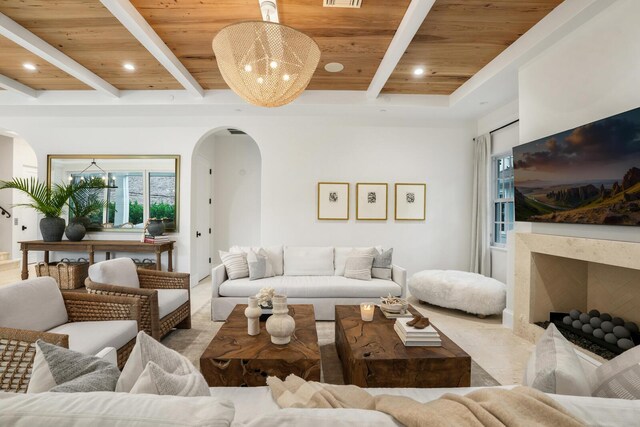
(257, 77, 264, 84)
(413, 68, 425, 76)
(123, 63, 136, 71)
(282, 74, 290, 81)
(23, 63, 36, 71)
(324, 62, 344, 73)
(244, 64, 253, 72)
(270, 60, 278, 69)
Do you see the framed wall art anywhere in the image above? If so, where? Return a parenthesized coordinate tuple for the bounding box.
(356, 183, 388, 220)
(395, 183, 426, 220)
(317, 182, 350, 220)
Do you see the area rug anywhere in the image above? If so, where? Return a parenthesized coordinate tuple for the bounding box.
(163, 303, 500, 387)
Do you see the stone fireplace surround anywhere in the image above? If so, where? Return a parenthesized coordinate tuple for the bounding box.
(514, 233, 640, 349)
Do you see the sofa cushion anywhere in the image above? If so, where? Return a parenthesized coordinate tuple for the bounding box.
(334, 246, 381, 276)
(130, 361, 210, 397)
(157, 289, 189, 319)
(231, 246, 284, 276)
(344, 250, 375, 281)
(27, 340, 120, 394)
(218, 275, 402, 298)
(88, 258, 140, 288)
(0, 277, 68, 331)
(0, 392, 235, 427)
(247, 248, 276, 281)
(219, 251, 249, 280)
(284, 246, 334, 276)
(47, 320, 137, 356)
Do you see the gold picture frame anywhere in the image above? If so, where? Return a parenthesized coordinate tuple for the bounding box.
(317, 182, 349, 220)
(394, 183, 426, 220)
(356, 183, 388, 220)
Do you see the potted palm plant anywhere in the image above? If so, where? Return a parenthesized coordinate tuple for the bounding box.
(0, 177, 73, 242)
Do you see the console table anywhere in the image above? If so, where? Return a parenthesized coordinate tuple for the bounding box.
(19, 240, 175, 280)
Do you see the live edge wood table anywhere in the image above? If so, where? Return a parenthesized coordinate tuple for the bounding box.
(200, 304, 321, 387)
(19, 240, 175, 280)
(335, 305, 471, 388)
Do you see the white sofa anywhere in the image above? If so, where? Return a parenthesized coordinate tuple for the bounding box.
(212, 246, 407, 321)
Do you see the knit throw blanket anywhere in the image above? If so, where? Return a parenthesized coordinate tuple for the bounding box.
(266, 375, 585, 427)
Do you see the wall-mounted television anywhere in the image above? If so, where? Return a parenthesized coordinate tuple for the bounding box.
(513, 107, 640, 226)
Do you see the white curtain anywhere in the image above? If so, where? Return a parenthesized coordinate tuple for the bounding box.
(469, 133, 491, 276)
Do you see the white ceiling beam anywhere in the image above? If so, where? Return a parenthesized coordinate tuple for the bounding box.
(101, 0, 205, 98)
(0, 13, 119, 98)
(0, 74, 37, 98)
(366, 0, 436, 100)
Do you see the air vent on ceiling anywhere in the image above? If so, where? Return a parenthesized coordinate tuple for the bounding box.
(324, 0, 362, 8)
(228, 129, 247, 135)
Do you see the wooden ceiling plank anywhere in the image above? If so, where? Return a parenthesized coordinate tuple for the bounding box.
(0, 74, 37, 98)
(366, 0, 436, 100)
(100, 0, 204, 97)
(0, 12, 119, 97)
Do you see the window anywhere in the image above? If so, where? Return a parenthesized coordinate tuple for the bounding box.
(492, 154, 514, 246)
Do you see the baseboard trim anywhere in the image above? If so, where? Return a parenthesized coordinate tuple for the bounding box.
(502, 309, 513, 329)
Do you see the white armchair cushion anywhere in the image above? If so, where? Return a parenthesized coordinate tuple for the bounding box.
(88, 258, 140, 288)
(157, 289, 189, 319)
(47, 320, 137, 356)
(284, 246, 334, 276)
(0, 277, 68, 331)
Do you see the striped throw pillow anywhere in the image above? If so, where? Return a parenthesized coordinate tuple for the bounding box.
(591, 345, 640, 399)
(219, 251, 249, 280)
(344, 250, 374, 281)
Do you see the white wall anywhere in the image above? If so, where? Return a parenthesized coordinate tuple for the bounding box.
(0, 135, 13, 253)
(211, 134, 261, 261)
(0, 112, 475, 284)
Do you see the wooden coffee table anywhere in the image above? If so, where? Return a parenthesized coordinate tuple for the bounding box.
(335, 305, 471, 388)
(200, 304, 321, 387)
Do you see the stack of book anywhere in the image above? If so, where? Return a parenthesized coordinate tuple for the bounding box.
(144, 234, 170, 244)
(393, 318, 442, 347)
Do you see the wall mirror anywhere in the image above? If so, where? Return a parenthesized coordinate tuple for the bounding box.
(48, 155, 180, 232)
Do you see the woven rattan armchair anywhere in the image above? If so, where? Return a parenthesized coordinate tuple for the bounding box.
(0, 292, 140, 393)
(86, 267, 191, 340)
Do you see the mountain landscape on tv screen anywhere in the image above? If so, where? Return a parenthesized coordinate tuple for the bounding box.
(513, 107, 640, 226)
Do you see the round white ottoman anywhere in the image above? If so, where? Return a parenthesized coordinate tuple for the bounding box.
(409, 270, 506, 317)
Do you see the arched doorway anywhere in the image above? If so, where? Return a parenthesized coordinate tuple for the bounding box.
(0, 128, 38, 284)
(191, 127, 262, 282)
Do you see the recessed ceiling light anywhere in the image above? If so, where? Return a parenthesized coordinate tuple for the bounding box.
(413, 68, 425, 76)
(23, 63, 36, 71)
(123, 63, 135, 71)
(324, 62, 344, 73)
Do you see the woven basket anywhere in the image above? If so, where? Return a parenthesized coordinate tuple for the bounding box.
(35, 260, 89, 290)
(132, 258, 157, 271)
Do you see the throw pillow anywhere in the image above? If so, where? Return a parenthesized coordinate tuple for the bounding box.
(372, 248, 393, 280)
(27, 340, 120, 393)
(231, 245, 284, 276)
(129, 361, 210, 396)
(219, 250, 249, 280)
(116, 331, 209, 395)
(590, 345, 640, 399)
(247, 248, 275, 281)
(522, 324, 591, 396)
(344, 250, 375, 281)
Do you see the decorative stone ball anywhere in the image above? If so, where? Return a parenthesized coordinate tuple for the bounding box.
(569, 309, 581, 320)
(579, 313, 591, 324)
(588, 309, 601, 317)
(601, 321, 614, 333)
(572, 320, 583, 329)
(612, 317, 625, 327)
(613, 326, 631, 339)
(618, 339, 635, 350)
(563, 316, 573, 325)
(625, 322, 639, 334)
(582, 324, 594, 334)
(600, 313, 612, 322)
(604, 333, 618, 344)
(590, 317, 602, 329)
(593, 329, 605, 339)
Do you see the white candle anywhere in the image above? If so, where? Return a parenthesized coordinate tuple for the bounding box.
(360, 303, 375, 322)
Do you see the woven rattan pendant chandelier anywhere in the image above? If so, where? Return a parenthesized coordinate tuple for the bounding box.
(212, 0, 321, 108)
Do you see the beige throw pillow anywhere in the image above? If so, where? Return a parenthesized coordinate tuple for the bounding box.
(344, 249, 375, 281)
(219, 251, 249, 280)
(116, 331, 209, 396)
(522, 324, 591, 396)
(590, 345, 640, 399)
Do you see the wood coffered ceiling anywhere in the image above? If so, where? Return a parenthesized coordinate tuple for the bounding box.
(0, 0, 565, 96)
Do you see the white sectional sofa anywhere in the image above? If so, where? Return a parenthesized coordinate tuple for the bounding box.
(211, 246, 406, 321)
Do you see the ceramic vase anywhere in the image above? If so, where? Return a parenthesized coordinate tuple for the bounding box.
(64, 220, 86, 241)
(265, 295, 295, 345)
(40, 217, 65, 242)
(147, 218, 165, 236)
(244, 296, 262, 336)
